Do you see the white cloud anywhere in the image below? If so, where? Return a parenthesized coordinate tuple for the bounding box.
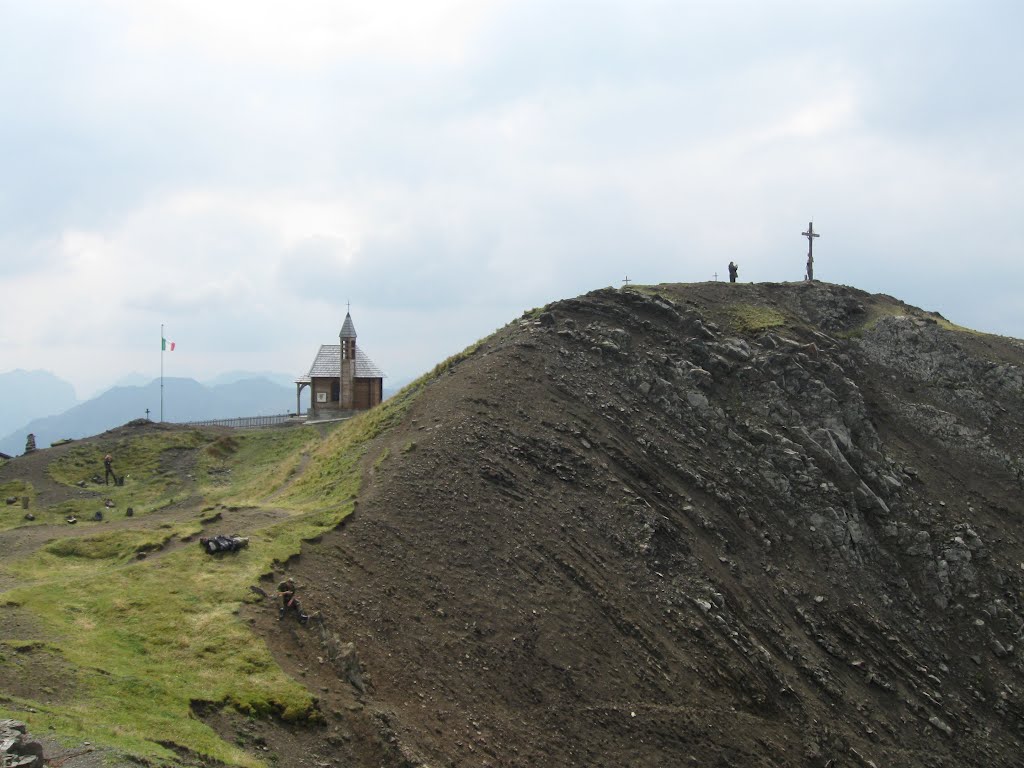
(1, 0, 1023, 399)
(102, 0, 507, 69)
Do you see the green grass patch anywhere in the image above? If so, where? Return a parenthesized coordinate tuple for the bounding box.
(0, 478, 30, 499)
(2, 545, 309, 766)
(934, 316, 983, 335)
(46, 432, 209, 522)
(47, 498, 110, 521)
(1, 515, 318, 765)
(728, 304, 787, 334)
(43, 529, 175, 561)
(48, 431, 206, 488)
(198, 427, 320, 506)
(0, 394, 430, 764)
(0, 480, 33, 531)
(206, 435, 241, 460)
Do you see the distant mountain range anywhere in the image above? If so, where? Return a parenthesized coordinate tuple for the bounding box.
(203, 370, 302, 389)
(0, 370, 79, 439)
(0, 373, 305, 456)
(0, 368, 412, 457)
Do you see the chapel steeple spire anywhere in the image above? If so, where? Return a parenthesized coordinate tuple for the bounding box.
(340, 308, 357, 360)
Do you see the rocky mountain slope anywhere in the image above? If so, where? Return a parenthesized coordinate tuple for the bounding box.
(259, 281, 1024, 767)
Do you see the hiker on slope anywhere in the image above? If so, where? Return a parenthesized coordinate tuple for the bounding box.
(103, 454, 116, 485)
(278, 578, 309, 623)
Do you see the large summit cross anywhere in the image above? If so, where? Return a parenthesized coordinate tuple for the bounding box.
(802, 221, 820, 281)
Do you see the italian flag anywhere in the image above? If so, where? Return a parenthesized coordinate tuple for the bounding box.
(162, 338, 175, 351)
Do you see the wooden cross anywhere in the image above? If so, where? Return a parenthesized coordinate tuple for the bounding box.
(622, 275, 631, 287)
(713, 272, 719, 282)
(802, 221, 820, 280)
(802, 221, 820, 253)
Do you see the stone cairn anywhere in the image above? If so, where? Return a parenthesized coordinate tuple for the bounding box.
(23, 434, 36, 455)
(0, 719, 44, 767)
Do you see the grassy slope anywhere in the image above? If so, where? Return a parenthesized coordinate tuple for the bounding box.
(0, 382, 426, 766)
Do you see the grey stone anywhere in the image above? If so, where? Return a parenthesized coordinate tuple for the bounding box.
(928, 715, 953, 736)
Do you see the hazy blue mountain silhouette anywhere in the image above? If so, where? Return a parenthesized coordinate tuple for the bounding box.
(204, 370, 300, 388)
(0, 369, 79, 439)
(0, 377, 302, 456)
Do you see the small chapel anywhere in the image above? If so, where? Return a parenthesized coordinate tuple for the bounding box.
(294, 309, 385, 419)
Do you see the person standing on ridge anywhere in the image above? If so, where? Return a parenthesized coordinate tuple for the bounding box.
(728, 262, 738, 283)
(103, 454, 116, 485)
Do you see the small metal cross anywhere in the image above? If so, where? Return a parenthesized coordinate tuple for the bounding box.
(145, 408, 150, 420)
(622, 275, 631, 287)
(713, 272, 719, 282)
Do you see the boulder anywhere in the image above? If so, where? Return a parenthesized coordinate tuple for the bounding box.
(0, 720, 44, 768)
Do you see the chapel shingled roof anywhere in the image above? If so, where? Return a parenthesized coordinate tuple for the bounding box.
(294, 344, 385, 384)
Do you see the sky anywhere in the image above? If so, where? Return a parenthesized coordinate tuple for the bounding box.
(1, 0, 1022, 401)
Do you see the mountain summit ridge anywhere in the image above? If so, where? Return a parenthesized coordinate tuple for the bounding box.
(267, 280, 1024, 766)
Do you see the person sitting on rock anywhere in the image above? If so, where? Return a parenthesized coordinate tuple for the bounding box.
(277, 578, 308, 623)
(200, 534, 250, 554)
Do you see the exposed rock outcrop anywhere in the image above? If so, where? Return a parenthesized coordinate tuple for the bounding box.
(0, 720, 43, 768)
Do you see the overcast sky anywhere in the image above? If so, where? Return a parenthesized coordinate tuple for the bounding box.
(1, 0, 1022, 400)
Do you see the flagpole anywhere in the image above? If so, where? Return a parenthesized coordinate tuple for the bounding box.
(160, 323, 164, 423)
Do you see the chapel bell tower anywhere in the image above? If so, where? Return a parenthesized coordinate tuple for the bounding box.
(339, 310, 357, 410)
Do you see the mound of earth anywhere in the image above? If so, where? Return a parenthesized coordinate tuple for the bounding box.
(252, 281, 1024, 767)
